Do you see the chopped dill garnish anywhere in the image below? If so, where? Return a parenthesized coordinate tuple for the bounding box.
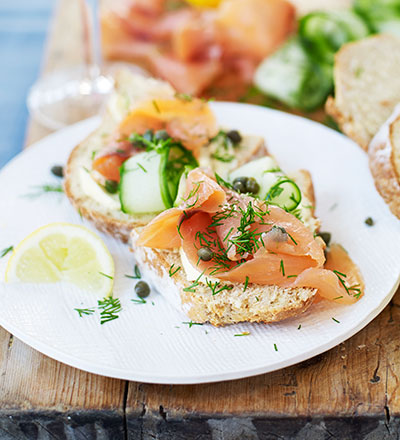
(98, 297, 122, 324)
(74, 307, 95, 317)
(243, 276, 249, 292)
(125, 265, 141, 279)
(169, 264, 181, 277)
(333, 296, 344, 301)
(223, 227, 234, 242)
(99, 272, 114, 280)
(137, 163, 147, 173)
(182, 321, 203, 328)
(332, 317, 340, 324)
(206, 279, 233, 296)
(263, 167, 282, 174)
(183, 271, 205, 293)
(211, 152, 235, 163)
(152, 100, 161, 113)
(24, 184, 64, 198)
(183, 181, 201, 208)
(75, 296, 122, 324)
(333, 270, 362, 298)
(177, 216, 185, 239)
(274, 343, 278, 352)
(280, 260, 285, 276)
(131, 297, 146, 304)
(234, 332, 250, 337)
(215, 173, 233, 190)
(297, 324, 302, 330)
(287, 274, 297, 279)
(255, 296, 259, 302)
(0, 246, 13, 258)
(175, 92, 192, 101)
(91, 150, 97, 160)
(287, 232, 297, 245)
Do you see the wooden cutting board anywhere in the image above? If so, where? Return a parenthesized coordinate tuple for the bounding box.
(2, 0, 398, 438)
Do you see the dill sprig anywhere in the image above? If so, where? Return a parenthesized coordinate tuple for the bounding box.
(333, 270, 362, 298)
(206, 279, 233, 296)
(0, 246, 13, 258)
(182, 321, 203, 328)
(152, 100, 161, 113)
(227, 202, 265, 256)
(74, 307, 95, 317)
(98, 297, 122, 325)
(99, 272, 113, 280)
(169, 264, 181, 277)
(215, 173, 233, 190)
(234, 332, 250, 337)
(131, 297, 146, 304)
(125, 265, 141, 279)
(75, 296, 122, 324)
(175, 92, 193, 101)
(280, 260, 285, 276)
(24, 184, 64, 198)
(183, 271, 205, 293)
(243, 276, 249, 292)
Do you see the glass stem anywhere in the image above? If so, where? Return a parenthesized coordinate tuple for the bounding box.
(80, 0, 102, 78)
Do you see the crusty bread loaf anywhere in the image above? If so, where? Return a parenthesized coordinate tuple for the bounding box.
(131, 170, 319, 326)
(369, 105, 400, 219)
(326, 35, 400, 150)
(64, 71, 267, 242)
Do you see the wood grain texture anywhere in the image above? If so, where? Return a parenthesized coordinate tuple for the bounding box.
(2, 0, 399, 439)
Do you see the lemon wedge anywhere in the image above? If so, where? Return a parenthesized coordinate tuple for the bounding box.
(5, 223, 114, 296)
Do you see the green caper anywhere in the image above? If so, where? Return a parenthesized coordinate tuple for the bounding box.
(104, 179, 119, 194)
(197, 247, 214, 261)
(317, 232, 331, 247)
(226, 130, 242, 144)
(143, 129, 154, 142)
(245, 177, 260, 194)
(232, 176, 248, 193)
(365, 217, 374, 226)
(154, 129, 170, 141)
(135, 281, 150, 298)
(51, 165, 64, 178)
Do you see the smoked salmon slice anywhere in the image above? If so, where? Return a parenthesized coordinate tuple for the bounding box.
(118, 97, 218, 152)
(138, 168, 364, 303)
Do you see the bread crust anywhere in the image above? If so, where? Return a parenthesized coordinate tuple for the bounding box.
(369, 107, 400, 219)
(64, 124, 153, 243)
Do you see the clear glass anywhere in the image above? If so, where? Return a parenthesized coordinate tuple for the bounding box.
(27, 0, 145, 130)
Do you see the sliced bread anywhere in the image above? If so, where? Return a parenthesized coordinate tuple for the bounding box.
(326, 34, 400, 150)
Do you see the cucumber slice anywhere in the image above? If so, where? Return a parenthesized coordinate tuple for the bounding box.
(161, 144, 198, 208)
(265, 178, 302, 211)
(299, 11, 370, 64)
(229, 156, 282, 199)
(119, 151, 166, 214)
(228, 157, 302, 211)
(254, 37, 333, 111)
(174, 165, 197, 206)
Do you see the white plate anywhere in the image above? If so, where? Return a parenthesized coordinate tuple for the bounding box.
(0, 103, 399, 384)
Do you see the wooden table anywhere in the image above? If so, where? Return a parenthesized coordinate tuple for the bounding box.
(2, 1, 399, 438)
